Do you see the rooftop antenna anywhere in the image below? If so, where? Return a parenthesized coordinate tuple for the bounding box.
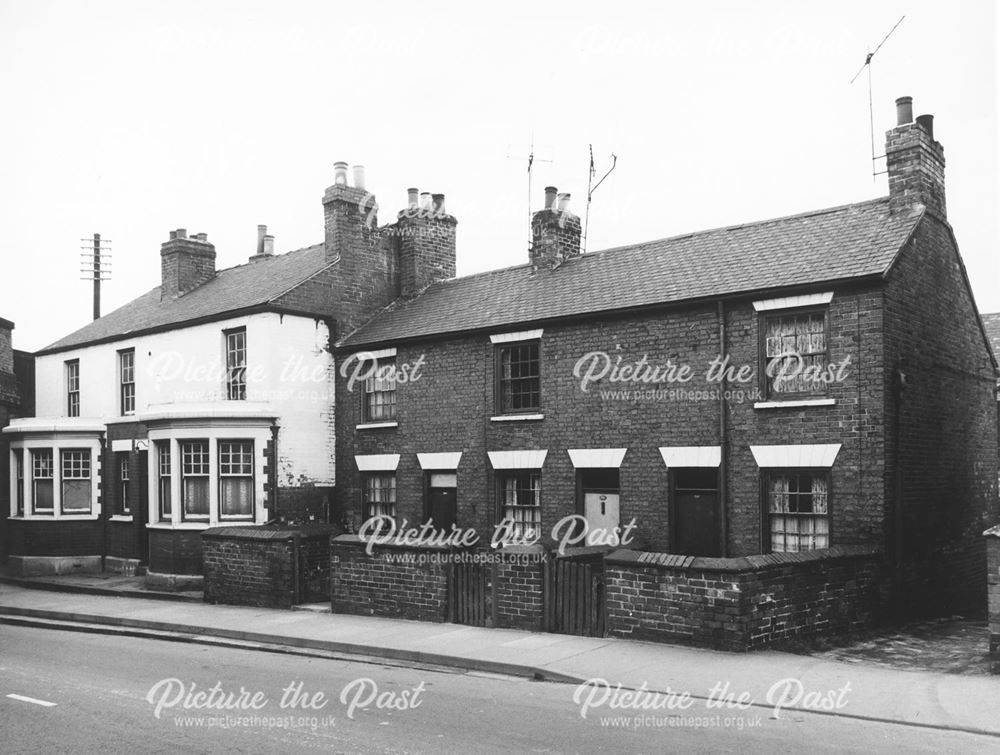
(850, 15, 905, 180)
(507, 134, 552, 248)
(583, 145, 617, 253)
(80, 233, 112, 320)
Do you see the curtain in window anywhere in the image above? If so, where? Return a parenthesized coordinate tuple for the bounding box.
(220, 477, 253, 517)
(183, 478, 210, 517)
(61, 480, 91, 512)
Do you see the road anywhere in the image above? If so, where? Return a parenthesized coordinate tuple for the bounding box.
(0, 625, 994, 754)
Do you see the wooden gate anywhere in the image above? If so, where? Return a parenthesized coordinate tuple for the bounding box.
(545, 554, 606, 637)
(448, 561, 492, 626)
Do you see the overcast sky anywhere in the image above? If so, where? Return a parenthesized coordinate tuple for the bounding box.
(1, 0, 996, 351)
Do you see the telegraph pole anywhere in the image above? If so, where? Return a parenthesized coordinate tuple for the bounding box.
(80, 233, 112, 320)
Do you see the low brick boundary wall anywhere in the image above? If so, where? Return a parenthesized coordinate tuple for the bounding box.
(330, 537, 548, 627)
(986, 525, 1000, 673)
(330, 536, 450, 621)
(202, 524, 338, 608)
(605, 545, 885, 651)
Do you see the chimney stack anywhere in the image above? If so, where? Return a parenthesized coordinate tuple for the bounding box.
(323, 158, 378, 264)
(886, 96, 946, 219)
(530, 185, 582, 270)
(161, 229, 216, 300)
(395, 186, 457, 298)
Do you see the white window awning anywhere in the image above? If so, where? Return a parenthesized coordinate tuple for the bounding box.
(417, 452, 463, 470)
(355, 454, 401, 472)
(489, 329, 543, 344)
(752, 291, 833, 312)
(567, 448, 628, 468)
(750, 444, 842, 468)
(658, 446, 722, 468)
(487, 450, 548, 469)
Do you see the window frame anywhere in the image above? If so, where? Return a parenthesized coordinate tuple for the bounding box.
(494, 339, 542, 415)
(362, 357, 397, 423)
(116, 452, 131, 517)
(31, 449, 55, 515)
(759, 306, 830, 401)
(156, 440, 172, 522)
(66, 359, 80, 417)
(760, 468, 832, 554)
(218, 440, 254, 521)
(60, 448, 93, 514)
(180, 439, 210, 521)
(13, 448, 24, 517)
(496, 469, 542, 541)
(118, 348, 136, 416)
(224, 327, 247, 401)
(361, 471, 397, 530)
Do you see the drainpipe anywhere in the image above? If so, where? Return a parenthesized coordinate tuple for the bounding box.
(291, 532, 301, 606)
(893, 365, 906, 614)
(718, 301, 729, 558)
(100, 433, 108, 572)
(270, 423, 279, 521)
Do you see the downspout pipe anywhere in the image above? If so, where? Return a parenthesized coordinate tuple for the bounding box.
(718, 301, 729, 558)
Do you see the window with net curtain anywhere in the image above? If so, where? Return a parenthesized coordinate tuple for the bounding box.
(499, 470, 541, 539)
(363, 473, 396, 526)
(763, 311, 827, 398)
(32, 449, 54, 514)
(219, 441, 254, 518)
(61, 449, 91, 513)
(181, 440, 210, 519)
(157, 441, 172, 521)
(767, 472, 829, 552)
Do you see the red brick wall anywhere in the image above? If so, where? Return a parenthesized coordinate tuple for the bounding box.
(605, 546, 884, 651)
(882, 215, 1000, 616)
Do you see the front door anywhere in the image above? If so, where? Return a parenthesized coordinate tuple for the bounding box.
(579, 468, 620, 537)
(426, 472, 457, 532)
(672, 468, 720, 557)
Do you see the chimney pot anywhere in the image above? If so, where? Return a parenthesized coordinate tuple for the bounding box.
(916, 114, 934, 141)
(262, 235, 274, 255)
(895, 96, 913, 126)
(194, 232, 207, 242)
(352, 165, 366, 191)
(544, 186, 558, 210)
(557, 193, 571, 213)
(176, 228, 187, 239)
(333, 161, 349, 186)
(407, 187, 419, 208)
(420, 192, 432, 210)
(432, 193, 445, 214)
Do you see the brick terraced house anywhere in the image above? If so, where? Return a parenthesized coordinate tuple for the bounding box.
(331, 97, 998, 645)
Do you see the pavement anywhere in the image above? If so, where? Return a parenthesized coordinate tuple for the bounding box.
(1, 574, 998, 738)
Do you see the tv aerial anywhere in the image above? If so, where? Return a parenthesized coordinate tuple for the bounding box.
(850, 15, 905, 180)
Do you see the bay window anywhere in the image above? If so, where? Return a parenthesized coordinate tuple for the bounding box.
(219, 440, 254, 519)
(60, 449, 92, 513)
(181, 440, 210, 520)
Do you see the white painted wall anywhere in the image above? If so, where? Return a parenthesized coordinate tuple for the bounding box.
(34, 313, 335, 485)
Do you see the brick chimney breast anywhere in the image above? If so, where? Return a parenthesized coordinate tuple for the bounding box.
(395, 188, 457, 299)
(160, 229, 216, 300)
(885, 96, 946, 219)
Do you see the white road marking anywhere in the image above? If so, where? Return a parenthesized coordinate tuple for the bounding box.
(7, 693, 57, 707)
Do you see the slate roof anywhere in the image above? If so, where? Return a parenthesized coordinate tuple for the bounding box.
(340, 198, 923, 348)
(39, 244, 329, 354)
(982, 313, 1000, 363)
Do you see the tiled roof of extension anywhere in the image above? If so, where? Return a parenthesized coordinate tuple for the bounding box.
(39, 244, 329, 354)
(339, 197, 923, 347)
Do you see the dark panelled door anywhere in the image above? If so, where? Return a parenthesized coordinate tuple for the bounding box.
(672, 468, 720, 557)
(427, 487, 456, 532)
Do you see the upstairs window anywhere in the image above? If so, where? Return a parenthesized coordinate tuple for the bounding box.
(766, 472, 829, 552)
(496, 341, 541, 414)
(498, 470, 541, 540)
(762, 310, 828, 398)
(219, 441, 254, 519)
(225, 328, 247, 400)
(119, 349, 135, 415)
(364, 358, 397, 422)
(32, 450, 54, 514)
(61, 449, 92, 513)
(181, 440, 210, 520)
(66, 359, 80, 417)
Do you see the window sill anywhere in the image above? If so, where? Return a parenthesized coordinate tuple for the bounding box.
(490, 413, 544, 422)
(146, 521, 260, 531)
(356, 421, 399, 430)
(10, 513, 100, 521)
(109, 515, 134, 522)
(754, 399, 835, 410)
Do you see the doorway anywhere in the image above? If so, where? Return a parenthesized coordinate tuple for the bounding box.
(671, 468, 719, 557)
(426, 472, 457, 532)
